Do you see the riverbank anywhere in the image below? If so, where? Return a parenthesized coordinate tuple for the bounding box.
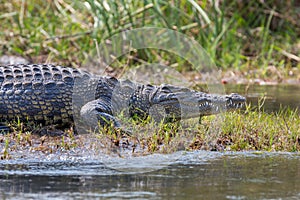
(1, 103, 299, 160)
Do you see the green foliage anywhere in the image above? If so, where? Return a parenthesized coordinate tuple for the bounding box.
(0, 0, 298, 71)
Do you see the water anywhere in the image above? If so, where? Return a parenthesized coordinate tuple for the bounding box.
(1, 84, 300, 199)
(1, 151, 300, 199)
(225, 84, 300, 112)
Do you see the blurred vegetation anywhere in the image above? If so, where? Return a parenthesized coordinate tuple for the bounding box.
(0, 0, 299, 73)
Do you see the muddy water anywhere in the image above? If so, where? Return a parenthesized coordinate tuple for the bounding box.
(1, 84, 300, 199)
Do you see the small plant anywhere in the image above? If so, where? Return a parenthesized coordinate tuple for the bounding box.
(1, 138, 10, 160)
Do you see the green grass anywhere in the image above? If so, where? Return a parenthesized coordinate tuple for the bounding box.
(0, 0, 299, 74)
(87, 103, 300, 153)
(1, 103, 299, 159)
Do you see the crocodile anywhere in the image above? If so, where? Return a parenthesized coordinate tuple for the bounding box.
(0, 64, 245, 133)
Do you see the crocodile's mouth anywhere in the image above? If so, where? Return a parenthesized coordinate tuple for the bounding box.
(147, 89, 246, 121)
(225, 93, 246, 110)
(194, 93, 245, 116)
(194, 92, 244, 111)
(162, 93, 246, 120)
(226, 99, 245, 110)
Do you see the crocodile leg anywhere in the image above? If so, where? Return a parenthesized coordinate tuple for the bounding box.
(80, 99, 122, 132)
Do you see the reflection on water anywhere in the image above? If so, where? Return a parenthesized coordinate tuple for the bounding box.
(1, 151, 300, 199)
(225, 84, 300, 112)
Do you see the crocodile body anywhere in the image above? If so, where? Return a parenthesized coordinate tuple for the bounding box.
(0, 64, 245, 132)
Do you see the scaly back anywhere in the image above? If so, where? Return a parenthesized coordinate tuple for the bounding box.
(0, 64, 90, 124)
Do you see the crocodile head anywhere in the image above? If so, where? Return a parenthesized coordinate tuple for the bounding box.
(149, 85, 246, 121)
